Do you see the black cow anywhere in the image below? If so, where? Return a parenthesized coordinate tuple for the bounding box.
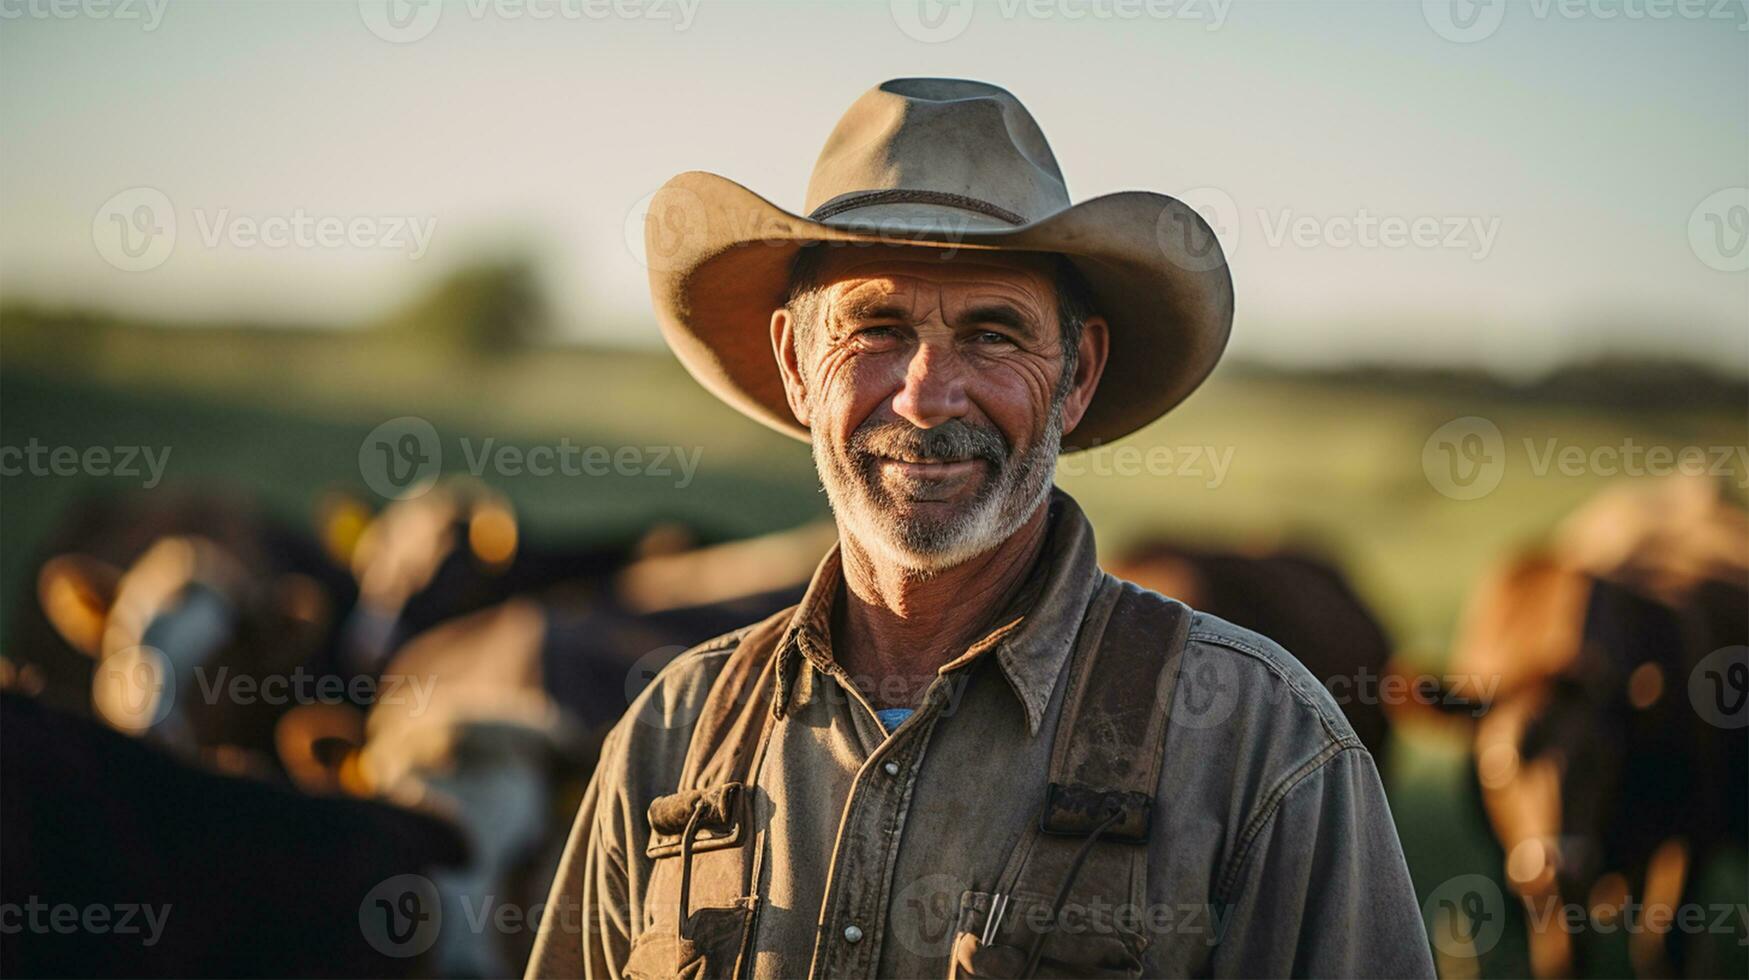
(0, 692, 468, 978)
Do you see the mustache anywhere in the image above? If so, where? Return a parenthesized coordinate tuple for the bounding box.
(849, 417, 1009, 466)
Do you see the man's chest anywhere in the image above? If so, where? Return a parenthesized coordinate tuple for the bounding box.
(742, 663, 1056, 977)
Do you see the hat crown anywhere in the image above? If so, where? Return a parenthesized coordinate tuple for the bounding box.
(803, 78, 1070, 225)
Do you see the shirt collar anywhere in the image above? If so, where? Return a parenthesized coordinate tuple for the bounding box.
(772, 487, 1105, 736)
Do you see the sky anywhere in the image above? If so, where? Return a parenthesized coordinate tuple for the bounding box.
(1, 0, 1745, 374)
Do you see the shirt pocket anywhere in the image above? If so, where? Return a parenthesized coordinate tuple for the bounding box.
(625, 784, 759, 980)
(622, 896, 760, 980)
(947, 889, 1146, 979)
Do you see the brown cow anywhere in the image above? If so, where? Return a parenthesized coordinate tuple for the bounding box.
(1436, 477, 1747, 978)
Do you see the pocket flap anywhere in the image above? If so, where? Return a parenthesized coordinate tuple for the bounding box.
(645, 782, 747, 859)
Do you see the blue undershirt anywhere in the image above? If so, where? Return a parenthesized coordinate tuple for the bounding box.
(874, 707, 915, 732)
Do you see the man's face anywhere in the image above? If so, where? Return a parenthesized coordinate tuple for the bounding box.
(772, 245, 1106, 573)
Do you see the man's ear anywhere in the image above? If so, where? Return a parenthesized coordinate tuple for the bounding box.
(1057, 315, 1110, 439)
(771, 307, 812, 427)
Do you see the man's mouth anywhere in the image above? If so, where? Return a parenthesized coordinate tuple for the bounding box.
(874, 455, 986, 485)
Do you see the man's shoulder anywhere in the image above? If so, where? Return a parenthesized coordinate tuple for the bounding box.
(1103, 583, 1363, 793)
(612, 608, 794, 745)
(1179, 606, 1362, 753)
(598, 606, 796, 771)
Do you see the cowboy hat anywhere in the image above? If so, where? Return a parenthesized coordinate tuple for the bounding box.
(644, 77, 1233, 450)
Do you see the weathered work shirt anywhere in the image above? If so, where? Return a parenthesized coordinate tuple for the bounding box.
(527, 490, 1434, 978)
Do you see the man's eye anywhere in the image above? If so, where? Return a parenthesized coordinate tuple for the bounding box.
(851, 326, 902, 346)
(972, 330, 1013, 345)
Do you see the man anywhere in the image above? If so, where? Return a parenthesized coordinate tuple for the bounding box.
(528, 78, 1434, 979)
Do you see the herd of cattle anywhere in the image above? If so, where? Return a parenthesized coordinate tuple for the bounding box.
(1, 475, 1743, 977)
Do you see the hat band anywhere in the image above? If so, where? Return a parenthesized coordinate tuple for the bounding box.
(809, 189, 1026, 226)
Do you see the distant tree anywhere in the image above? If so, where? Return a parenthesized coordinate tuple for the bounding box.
(376, 259, 548, 356)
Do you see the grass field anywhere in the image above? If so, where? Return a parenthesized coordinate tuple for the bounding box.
(3, 321, 1744, 977)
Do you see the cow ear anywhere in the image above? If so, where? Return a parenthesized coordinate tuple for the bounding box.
(37, 554, 122, 658)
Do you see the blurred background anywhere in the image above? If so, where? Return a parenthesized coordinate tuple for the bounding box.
(1, 1, 1745, 977)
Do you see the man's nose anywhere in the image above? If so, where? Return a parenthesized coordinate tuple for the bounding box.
(889, 340, 969, 429)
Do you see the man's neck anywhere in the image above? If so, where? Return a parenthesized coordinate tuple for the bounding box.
(833, 500, 1053, 710)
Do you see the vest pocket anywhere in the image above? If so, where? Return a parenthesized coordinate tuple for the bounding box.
(623, 896, 759, 980)
(947, 890, 1145, 979)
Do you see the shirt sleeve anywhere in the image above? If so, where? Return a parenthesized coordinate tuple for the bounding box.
(525, 730, 635, 980)
(1208, 746, 1436, 979)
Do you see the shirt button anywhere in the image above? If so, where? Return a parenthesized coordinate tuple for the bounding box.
(844, 924, 864, 943)
(882, 761, 900, 776)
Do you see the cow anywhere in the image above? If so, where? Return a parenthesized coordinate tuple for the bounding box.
(336, 478, 682, 677)
(7, 482, 692, 784)
(0, 691, 469, 978)
(349, 520, 831, 976)
(1423, 477, 1748, 978)
(12, 490, 358, 779)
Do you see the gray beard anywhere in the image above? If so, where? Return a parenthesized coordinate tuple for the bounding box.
(811, 404, 1064, 576)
